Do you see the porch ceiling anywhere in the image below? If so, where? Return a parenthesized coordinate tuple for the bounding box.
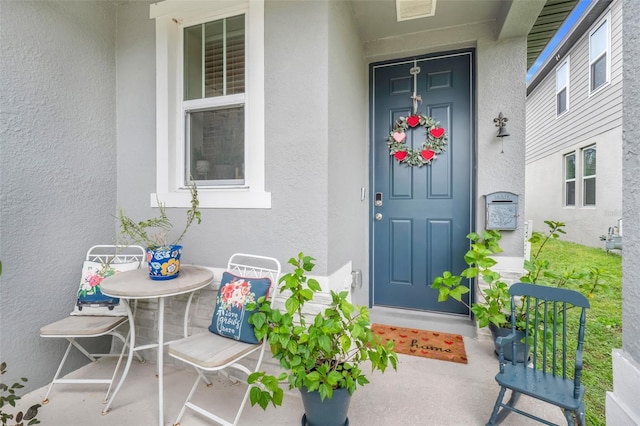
(349, 0, 500, 42)
(527, 0, 579, 68)
(349, 0, 576, 68)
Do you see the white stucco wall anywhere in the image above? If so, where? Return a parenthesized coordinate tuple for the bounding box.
(621, 0, 640, 371)
(263, 0, 330, 268)
(115, 1, 156, 225)
(0, 1, 118, 391)
(607, 1, 640, 422)
(327, 0, 368, 305)
(476, 37, 527, 257)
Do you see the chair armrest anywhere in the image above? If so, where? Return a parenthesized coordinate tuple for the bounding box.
(495, 333, 516, 347)
(495, 333, 516, 371)
(573, 348, 584, 398)
(575, 348, 584, 371)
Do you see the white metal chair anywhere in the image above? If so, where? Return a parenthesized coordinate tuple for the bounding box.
(169, 253, 281, 426)
(39, 245, 146, 404)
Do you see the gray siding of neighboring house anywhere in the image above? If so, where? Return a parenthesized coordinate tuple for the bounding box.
(526, 0, 622, 247)
(0, 1, 118, 392)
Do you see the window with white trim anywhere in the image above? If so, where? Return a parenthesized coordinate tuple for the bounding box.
(150, 0, 269, 209)
(589, 15, 609, 93)
(564, 152, 576, 206)
(184, 15, 245, 186)
(556, 60, 569, 116)
(582, 145, 596, 206)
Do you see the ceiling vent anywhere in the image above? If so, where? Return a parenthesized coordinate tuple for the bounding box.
(396, 0, 437, 22)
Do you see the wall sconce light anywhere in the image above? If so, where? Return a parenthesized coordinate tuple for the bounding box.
(493, 112, 509, 153)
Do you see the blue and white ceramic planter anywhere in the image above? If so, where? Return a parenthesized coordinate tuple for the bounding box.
(146, 245, 182, 280)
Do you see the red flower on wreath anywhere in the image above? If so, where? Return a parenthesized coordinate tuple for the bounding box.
(407, 115, 420, 127)
(430, 127, 445, 138)
(421, 149, 435, 161)
(394, 151, 408, 161)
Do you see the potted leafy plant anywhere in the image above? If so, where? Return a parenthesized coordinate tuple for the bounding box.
(0, 362, 41, 426)
(431, 220, 607, 361)
(1, 261, 41, 425)
(116, 181, 201, 280)
(247, 253, 398, 426)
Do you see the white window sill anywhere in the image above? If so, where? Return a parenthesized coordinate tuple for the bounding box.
(151, 189, 271, 209)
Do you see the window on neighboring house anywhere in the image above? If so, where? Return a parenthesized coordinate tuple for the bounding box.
(564, 152, 576, 206)
(556, 60, 569, 116)
(582, 146, 596, 206)
(589, 16, 609, 93)
(150, 0, 269, 209)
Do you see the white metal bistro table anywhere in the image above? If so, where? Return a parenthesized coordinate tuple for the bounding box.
(100, 265, 213, 426)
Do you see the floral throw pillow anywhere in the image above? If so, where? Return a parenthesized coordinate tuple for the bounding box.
(70, 260, 140, 316)
(208, 272, 272, 344)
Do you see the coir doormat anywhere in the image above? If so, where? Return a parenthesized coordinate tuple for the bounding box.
(371, 324, 468, 364)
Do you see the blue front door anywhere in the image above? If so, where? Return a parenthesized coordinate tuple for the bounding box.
(370, 51, 474, 314)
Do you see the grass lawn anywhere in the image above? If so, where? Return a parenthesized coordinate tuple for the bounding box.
(532, 238, 622, 426)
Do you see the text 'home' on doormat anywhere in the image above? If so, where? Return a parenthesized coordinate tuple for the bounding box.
(371, 323, 468, 364)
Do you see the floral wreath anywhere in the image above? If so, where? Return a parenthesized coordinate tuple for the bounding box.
(387, 114, 448, 167)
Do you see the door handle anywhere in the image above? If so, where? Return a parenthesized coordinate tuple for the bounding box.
(375, 213, 382, 221)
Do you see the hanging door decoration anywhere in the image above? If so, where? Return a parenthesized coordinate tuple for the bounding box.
(386, 62, 448, 167)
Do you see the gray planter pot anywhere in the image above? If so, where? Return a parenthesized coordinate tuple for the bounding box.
(300, 387, 351, 426)
(488, 322, 530, 363)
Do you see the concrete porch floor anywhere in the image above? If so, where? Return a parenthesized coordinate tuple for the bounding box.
(15, 334, 566, 426)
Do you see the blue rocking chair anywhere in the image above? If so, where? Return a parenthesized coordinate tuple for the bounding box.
(487, 283, 590, 426)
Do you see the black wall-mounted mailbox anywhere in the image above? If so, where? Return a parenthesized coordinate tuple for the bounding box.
(485, 191, 518, 230)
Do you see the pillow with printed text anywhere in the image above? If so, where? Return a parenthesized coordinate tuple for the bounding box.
(208, 272, 272, 344)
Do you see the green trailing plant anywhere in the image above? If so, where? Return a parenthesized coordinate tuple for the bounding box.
(1, 362, 41, 426)
(431, 220, 608, 330)
(246, 253, 398, 409)
(0, 266, 41, 425)
(516, 221, 607, 323)
(431, 228, 511, 328)
(117, 181, 201, 249)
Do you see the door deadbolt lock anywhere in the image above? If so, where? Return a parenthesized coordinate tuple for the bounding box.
(375, 192, 383, 207)
(375, 213, 382, 221)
